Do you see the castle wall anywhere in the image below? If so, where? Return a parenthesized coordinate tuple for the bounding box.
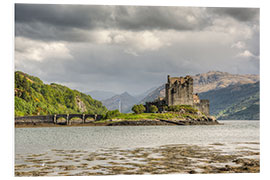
(194, 99, 210, 115)
(145, 100, 166, 113)
(151, 75, 211, 116)
(193, 94, 200, 103)
(165, 75, 194, 106)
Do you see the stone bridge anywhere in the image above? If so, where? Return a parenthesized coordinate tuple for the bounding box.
(15, 114, 103, 125)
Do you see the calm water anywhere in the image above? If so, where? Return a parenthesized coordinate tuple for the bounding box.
(15, 120, 259, 155)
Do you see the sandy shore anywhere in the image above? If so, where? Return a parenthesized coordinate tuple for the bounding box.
(15, 142, 259, 176)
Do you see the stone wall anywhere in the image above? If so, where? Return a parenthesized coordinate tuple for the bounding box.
(193, 94, 200, 104)
(165, 75, 194, 106)
(15, 115, 54, 124)
(145, 100, 167, 113)
(194, 99, 210, 115)
(146, 75, 210, 116)
(15, 114, 103, 125)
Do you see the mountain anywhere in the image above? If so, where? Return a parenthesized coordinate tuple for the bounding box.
(193, 71, 259, 93)
(139, 84, 165, 104)
(15, 71, 107, 116)
(139, 71, 259, 120)
(134, 86, 158, 102)
(199, 82, 259, 120)
(85, 90, 117, 101)
(217, 93, 259, 120)
(102, 92, 139, 113)
(140, 71, 259, 104)
(101, 87, 158, 113)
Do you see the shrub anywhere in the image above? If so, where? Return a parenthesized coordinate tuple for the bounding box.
(132, 104, 146, 114)
(104, 109, 121, 119)
(167, 105, 198, 113)
(149, 105, 158, 113)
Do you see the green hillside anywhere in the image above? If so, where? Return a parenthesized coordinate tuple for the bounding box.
(15, 71, 107, 117)
(217, 92, 259, 120)
(199, 82, 259, 120)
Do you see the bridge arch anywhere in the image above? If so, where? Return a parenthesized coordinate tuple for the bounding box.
(15, 114, 102, 125)
(53, 114, 101, 125)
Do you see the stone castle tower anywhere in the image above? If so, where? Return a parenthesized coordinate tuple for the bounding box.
(165, 75, 210, 115)
(165, 75, 194, 106)
(145, 75, 210, 115)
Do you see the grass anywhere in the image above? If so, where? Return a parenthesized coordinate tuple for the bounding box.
(181, 113, 200, 119)
(94, 106, 202, 123)
(94, 113, 186, 123)
(114, 113, 180, 120)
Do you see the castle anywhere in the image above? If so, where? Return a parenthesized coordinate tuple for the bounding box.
(145, 75, 210, 115)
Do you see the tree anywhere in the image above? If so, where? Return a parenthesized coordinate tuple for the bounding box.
(104, 109, 120, 119)
(21, 91, 31, 102)
(149, 105, 158, 113)
(22, 76, 30, 92)
(132, 104, 146, 114)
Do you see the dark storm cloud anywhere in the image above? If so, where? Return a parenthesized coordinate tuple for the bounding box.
(16, 22, 91, 42)
(15, 4, 113, 42)
(15, 4, 212, 42)
(110, 6, 211, 31)
(15, 4, 210, 30)
(208, 8, 259, 22)
(15, 5, 260, 94)
(15, 4, 112, 29)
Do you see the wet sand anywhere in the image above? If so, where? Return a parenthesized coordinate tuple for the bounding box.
(15, 142, 259, 176)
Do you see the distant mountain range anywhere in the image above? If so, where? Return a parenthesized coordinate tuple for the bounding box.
(101, 92, 139, 113)
(192, 71, 259, 93)
(140, 71, 259, 103)
(99, 71, 259, 120)
(99, 87, 157, 113)
(85, 90, 117, 101)
(139, 84, 165, 104)
(15, 70, 260, 120)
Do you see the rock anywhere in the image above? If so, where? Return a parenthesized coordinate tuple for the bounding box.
(180, 109, 186, 114)
(196, 111, 202, 116)
(75, 96, 86, 112)
(209, 116, 216, 121)
(188, 170, 197, 174)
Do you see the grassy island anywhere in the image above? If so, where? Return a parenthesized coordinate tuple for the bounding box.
(92, 105, 217, 126)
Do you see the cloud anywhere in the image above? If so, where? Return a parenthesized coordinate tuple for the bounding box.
(15, 37, 73, 62)
(208, 8, 259, 22)
(15, 4, 112, 29)
(236, 50, 259, 59)
(14, 5, 260, 94)
(15, 4, 213, 42)
(231, 41, 246, 49)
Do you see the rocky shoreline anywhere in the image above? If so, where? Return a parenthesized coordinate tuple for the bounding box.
(15, 117, 219, 128)
(107, 119, 219, 126)
(15, 142, 259, 176)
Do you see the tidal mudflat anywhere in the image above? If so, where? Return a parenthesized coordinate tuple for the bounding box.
(15, 142, 259, 176)
(15, 121, 259, 176)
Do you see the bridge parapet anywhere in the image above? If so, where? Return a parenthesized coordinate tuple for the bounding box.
(15, 115, 54, 124)
(15, 114, 103, 125)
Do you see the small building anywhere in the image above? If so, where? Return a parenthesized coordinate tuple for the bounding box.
(145, 75, 210, 115)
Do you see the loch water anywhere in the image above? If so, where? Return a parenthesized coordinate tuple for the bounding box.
(15, 120, 259, 155)
(15, 120, 260, 175)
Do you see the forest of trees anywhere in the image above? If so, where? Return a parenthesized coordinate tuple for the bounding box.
(15, 71, 107, 117)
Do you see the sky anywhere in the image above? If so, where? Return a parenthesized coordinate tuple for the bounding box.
(14, 4, 260, 95)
